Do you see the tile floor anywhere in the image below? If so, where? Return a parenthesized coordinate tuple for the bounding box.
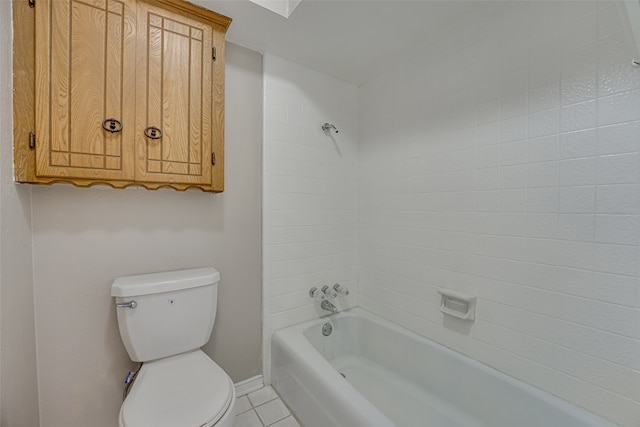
(234, 385, 301, 427)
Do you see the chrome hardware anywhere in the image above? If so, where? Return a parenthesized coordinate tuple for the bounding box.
(320, 300, 338, 314)
(333, 283, 349, 296)
(633, 60, 640, 67)
(322, 322, 333, 336)
(144, 126, 162, 140)
(28, 0, 35, 8)
(309, 287, 326, 302)
(116, 301, 137, 309)
(321, 285, 338, 299)
(29, 131, 36, 149)
(322, 123, 339, 134)
(102, 118, 123, 134)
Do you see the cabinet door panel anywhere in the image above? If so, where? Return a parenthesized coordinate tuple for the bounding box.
(136, 2, 212, 184)
(35, 0, 136, 180)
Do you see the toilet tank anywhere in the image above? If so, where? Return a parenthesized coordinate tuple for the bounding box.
(111, 268, 220, 362)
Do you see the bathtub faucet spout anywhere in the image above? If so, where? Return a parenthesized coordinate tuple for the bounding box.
(321, 300, 338, 314)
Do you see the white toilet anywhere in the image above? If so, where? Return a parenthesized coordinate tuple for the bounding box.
(111, 268, 236, 427)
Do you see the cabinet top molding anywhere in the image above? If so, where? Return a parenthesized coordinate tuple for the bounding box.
(150, 0, 232, 30)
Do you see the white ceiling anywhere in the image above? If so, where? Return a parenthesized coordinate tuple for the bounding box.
(191, 0, 490, 86)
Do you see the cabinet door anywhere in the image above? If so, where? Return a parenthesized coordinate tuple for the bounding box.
(135, 1, 213, 185)
(35, 0, 137, 180)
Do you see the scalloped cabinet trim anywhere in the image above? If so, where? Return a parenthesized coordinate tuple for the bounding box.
(13, 0, 230, 192)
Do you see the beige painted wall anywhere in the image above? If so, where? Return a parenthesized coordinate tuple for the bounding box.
(30, 42, 263, 427)
(0, 2, 41, 426)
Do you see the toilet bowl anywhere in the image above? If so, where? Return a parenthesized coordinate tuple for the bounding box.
(119, 350, 236, 427)
(112, 268, 235, 427)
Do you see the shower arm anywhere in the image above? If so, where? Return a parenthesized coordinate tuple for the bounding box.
(322, 123, 339, 134)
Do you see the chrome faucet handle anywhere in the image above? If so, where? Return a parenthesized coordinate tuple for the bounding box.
(333, 283, 349, 296)
(321, 285, 338, 299)
(309, 287, 326, 302)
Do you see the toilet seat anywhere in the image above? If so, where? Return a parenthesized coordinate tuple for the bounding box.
(120, 350, 234, 427)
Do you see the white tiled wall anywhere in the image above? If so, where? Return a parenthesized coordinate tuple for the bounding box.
(262, 54, 359, 381)
(359, 2, 640, 426)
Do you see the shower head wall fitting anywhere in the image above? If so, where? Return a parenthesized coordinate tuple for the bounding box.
(322, 123, 339, 134)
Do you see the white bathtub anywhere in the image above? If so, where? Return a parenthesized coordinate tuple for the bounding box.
(271, 308, 616, 427)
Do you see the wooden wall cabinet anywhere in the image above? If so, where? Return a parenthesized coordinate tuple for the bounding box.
(13, 0, 231, 192)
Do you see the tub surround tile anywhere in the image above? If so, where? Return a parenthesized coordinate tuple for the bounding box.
(262, 2, 640, 426)
(262, 54, 359, 383)
(355, 3, 640, 426)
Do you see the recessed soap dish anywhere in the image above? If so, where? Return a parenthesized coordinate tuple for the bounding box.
(438, 288, 476, 321)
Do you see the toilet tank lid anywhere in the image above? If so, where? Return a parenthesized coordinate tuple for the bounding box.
(111, 268, 220, 297)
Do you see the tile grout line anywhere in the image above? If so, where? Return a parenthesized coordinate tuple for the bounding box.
(270, 388, 304, 427)
(235, 385, 302, 427)
(254, 397, 289, 427)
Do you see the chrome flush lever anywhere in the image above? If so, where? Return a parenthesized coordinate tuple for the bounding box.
(116, 301, 137, 309)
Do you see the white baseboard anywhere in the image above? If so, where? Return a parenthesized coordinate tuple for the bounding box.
(234, 375, 264, 397)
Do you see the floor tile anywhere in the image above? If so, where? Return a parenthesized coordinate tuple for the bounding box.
(235, 395, 252, 415)
(270, 416, 301, 427)
(255, 399, 290, 426)
(247, 385, 278, 407)
(234, 409, 263, 427)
